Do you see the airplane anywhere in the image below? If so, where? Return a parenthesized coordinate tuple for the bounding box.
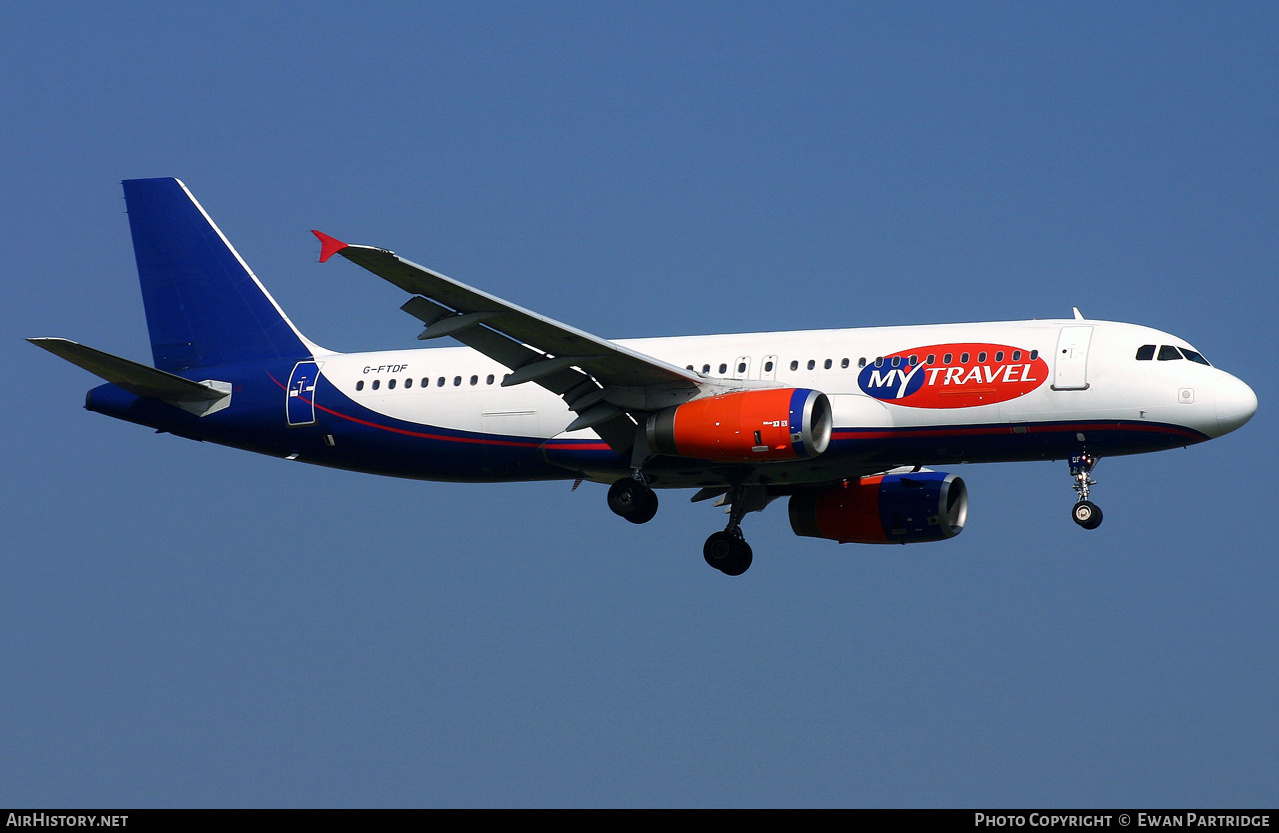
(30, 178, 1258, 576)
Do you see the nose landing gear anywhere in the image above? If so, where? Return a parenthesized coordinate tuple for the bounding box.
(1069, 453, 1103, 530)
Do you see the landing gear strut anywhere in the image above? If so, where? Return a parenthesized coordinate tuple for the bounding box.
(608, 474, 658, 524)
(702, 485, 768, 576)
(1069, 453, 1103, 530)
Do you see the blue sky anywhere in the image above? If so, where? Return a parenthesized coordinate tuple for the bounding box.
(4, 2, 1276, 807)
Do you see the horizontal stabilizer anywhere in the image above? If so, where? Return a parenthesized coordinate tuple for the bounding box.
(28, 338, 228, 402)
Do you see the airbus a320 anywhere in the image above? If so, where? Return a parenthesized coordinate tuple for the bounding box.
(31, 179, 1258, 575)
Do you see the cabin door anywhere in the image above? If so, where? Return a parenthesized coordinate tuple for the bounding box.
(1051, 327, 1093, 391)
(287, 360, 321, 425)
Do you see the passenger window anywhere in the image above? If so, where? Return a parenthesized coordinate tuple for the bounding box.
(421, 378, 429, 388)
(454, 376, 463, 385)
(1135, 344, 1156, 361)
(437, 377, 445, 387)
(926, 354, 935, 365)
(718, 363, 728, 375)
(737, 362, 747, 374)
(874, 357, 884, 368)
(995, 351, 1004, 362)
(470, 375, 478, 386)
(1030, 350, 1039, 360)
(487, 374, 495, 384)
(807, 360, 816, 370)
(908, 355, 918, 366)
(823, 359, 832, 369)
(858, 358, 866, 368)
(372, 380, 380, 390)
(1158, 345, 1183, 361)
(960, 353, 970, 363)
(890, 356, 901, 368)
(764, 360, 774, 372)
(978, 352, 987, 363)
(1012, 350, 1022, 361)
(356, 380, 364, 391)
(840, 358, 849, 369)
(943, 353, 953, 364)
(405, 378, 412, 388)
(789, 361, 798, 371)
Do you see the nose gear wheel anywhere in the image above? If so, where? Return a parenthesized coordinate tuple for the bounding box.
(1068, 454, 1103, 530)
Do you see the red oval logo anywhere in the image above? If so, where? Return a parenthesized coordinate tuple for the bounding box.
(857, 343, 1048, 409)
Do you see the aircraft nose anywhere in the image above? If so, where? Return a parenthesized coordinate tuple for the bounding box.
(1215, 373, 1258, 436)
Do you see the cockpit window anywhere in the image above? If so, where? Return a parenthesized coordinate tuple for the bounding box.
(1181, 348, 1211, 366)
(1135, 344, 1155, 361)
(1157, 345, 1183, 361)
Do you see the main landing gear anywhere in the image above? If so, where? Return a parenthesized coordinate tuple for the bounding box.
(703, 530, 752, 576)
(702, 485, 767, 576)
(1069, 453, 1103, 530)
(607, 476, 760, 576)
(607, 474, 659, 525)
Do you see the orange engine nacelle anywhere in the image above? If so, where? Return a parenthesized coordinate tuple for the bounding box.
(789, 471, 968, 544)
(645, 388, 832, 463)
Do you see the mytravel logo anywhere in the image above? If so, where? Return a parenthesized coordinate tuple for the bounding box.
(857, 343, 1048, 409)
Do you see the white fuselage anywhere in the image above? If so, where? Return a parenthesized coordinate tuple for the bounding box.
(287, 317, 1255, 488)
(316, 319, 1238, 441)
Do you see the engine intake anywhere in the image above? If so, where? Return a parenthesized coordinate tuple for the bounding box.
(646, 388, 831, 463)
(789, 471, 968, 544)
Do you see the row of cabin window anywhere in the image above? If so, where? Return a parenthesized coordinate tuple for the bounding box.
(1135, 344, 1210, 365)
(685, 361, 761, 375)
(355, 374, 498, 392)
(683, 350, 1038, 376)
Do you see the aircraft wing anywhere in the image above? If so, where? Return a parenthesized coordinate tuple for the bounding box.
(314, 232, 702, 451)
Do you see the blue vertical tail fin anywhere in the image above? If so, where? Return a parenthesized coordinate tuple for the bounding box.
(123, 177, 317, 372)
